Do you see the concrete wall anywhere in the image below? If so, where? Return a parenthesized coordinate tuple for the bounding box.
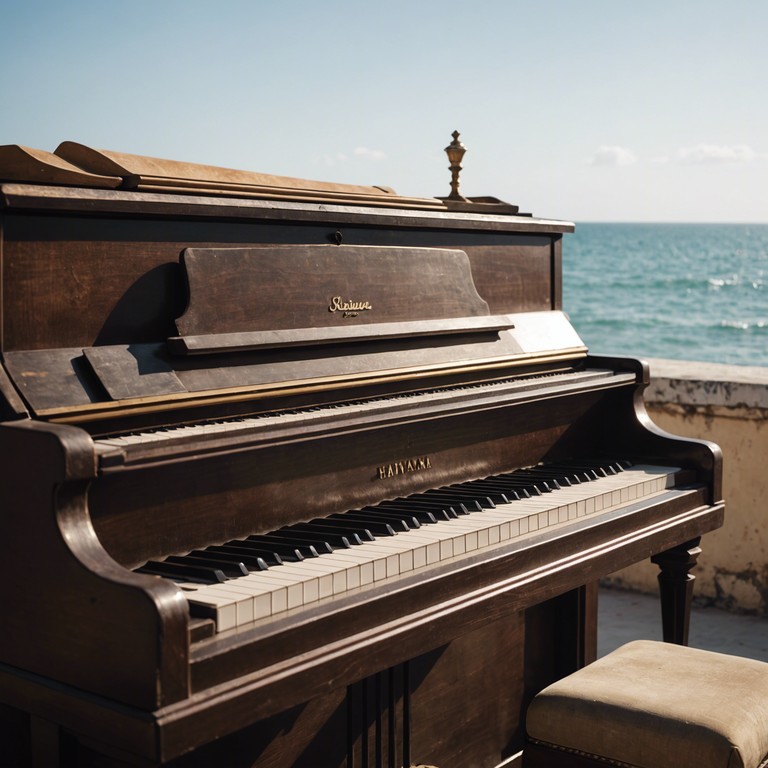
(605, 358, 768, 614)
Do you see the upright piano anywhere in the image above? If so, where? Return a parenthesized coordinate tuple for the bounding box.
(0, 140, 723, 768)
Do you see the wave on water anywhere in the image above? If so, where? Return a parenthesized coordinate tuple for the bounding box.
(563, 223, 768, 367)
(718, 319, 768, 331)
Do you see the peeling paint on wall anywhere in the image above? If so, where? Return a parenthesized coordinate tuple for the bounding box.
(605, 359, 768, 616)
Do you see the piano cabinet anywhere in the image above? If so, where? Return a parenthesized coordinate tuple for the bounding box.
(0, 568, 714, 768)
(0, 148, 724, 767)
(0, 406, 721, 767)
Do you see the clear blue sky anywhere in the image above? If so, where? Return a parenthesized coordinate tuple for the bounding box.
(2, 0, 766, 222)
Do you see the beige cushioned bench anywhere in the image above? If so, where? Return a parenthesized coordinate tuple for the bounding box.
(525, 640, 768, 768)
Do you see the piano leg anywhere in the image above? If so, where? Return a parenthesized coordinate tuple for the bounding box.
(651, 537, 702, 645)
(526, 583, 598, 686)
(569, 582, 598, 668)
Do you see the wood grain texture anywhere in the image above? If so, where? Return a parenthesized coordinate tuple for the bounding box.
(53, 141, 442, 209)
(176, 245, 491, 335)
(88, 385, 600, 569)
(0, 420, 189, 710)
(651, 538, 703, 645)
(0, 207, 558, 353)
(0, 145, 121, 188)
(0, 181, 724, 768)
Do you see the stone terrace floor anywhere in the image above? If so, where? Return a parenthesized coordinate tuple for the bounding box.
(599, 586, 768, 661)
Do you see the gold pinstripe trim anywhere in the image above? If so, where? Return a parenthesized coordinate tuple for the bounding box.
(43, 348, 587, 424)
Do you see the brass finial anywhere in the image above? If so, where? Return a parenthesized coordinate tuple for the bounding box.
(444, 130, 467, 201)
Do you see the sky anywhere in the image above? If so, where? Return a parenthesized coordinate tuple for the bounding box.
(1, 0, 766, 223)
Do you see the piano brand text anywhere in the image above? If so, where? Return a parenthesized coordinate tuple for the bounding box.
(377, 456, 432, 480)
(328, 296, 373, 318)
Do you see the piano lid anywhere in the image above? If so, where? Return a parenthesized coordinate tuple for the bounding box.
(0, 141, 444, 209)
(0, 140, 522, 213)
(0, 145, 121, 189)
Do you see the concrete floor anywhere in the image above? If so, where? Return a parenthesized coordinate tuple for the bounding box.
(599, 586, 768, 661)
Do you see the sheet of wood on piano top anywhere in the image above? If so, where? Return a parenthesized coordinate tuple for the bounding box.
(0, 139, 723, 768)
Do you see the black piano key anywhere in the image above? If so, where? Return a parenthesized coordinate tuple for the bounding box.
(587, 460, 621, 475)
(592, 458, 630, 474)
(462, 474, 536, 493)
(209, 543, 287, 566)
(427, 500, 468, 516)
(410, 492, 484, 512)
(442, 482, 518, 504)
(562, 460, 612, 475)
(527, 468, 580, 486)
(341, 510, 417, 531)
(189, 549, 270, 571)
(573, 458, 630, 475)
(390, 498, 466, 516)
(264, 532, 335, 555)
(328, 513, 401, 535)
(360, 502, 437, 525)
(506, 471, 564, 489)
(377, 500, 456, 521)
(491, 475, 551, 493)
(462, 481, 524, 502)
(137, 560, 227, 584)
(234, 536, 310, 561)
(532, 464, 598, 485)
(457, 477, 537, 498)
(546, 464, 600, 480)
(524, 467, 583, 484)
(246, 534, 323, 558)
(539, 462, 604, 477)
(567, 467, 601, 481)
(308, 517, 378, 540)
(423, 488, 497, 508)
(598, 458, 631, 472)
(166, 554, 249, 578)
(558, 469, 594, 483)
(555, 460, 629, 476)
(286, 523, 362, 547)
(564, 461, 609, 475)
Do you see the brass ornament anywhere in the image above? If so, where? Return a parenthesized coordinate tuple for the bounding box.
(444, 130, 467, 201)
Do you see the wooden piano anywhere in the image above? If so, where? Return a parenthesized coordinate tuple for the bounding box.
(0, 140, 723, 768)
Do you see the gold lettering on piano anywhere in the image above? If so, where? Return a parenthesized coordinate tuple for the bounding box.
(328, 296, 373, 318)
(376, 456, 432, 480)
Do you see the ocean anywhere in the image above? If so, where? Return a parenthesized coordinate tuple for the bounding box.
(561, 223, 768, 368)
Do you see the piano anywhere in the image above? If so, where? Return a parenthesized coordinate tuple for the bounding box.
(0, 139, 723, 768)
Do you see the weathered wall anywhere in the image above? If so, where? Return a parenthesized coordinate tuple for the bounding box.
(605, 359, 768, 614)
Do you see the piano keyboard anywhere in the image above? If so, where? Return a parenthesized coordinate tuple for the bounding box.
(136, 461, 680, 633)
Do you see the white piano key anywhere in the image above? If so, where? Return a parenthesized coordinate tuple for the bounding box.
(295, 549, 366, 585)
(271, 566, 325, 603)
(181, 581, 273, 625)
(324, 542, 401, 581)
(181, 587, 239, 631)
(196, 575, 283, 619)
(276, 561, 337, 598)
(203, 585, 255, 625)
(232, 570, 308, 610)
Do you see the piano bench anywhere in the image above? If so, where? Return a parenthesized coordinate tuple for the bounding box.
(523, 639, 768, 768)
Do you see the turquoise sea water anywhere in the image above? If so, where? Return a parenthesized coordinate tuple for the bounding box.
(562, 223, 768, 368)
